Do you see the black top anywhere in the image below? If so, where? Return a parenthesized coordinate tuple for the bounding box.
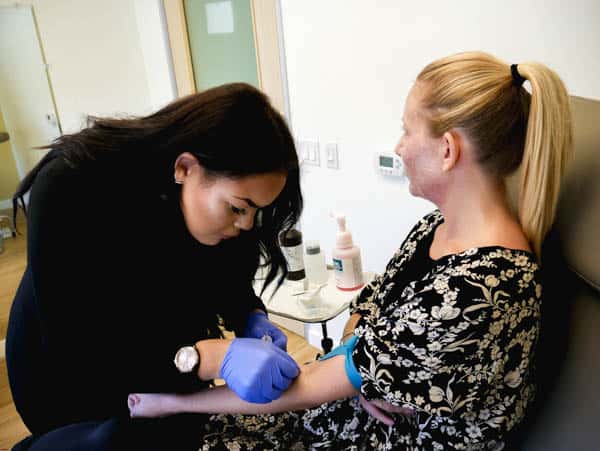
(10, 151, 266, 426)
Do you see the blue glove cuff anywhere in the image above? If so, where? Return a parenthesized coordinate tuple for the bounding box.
(318, 335, 362, 391)
(248, 310, 267, 320)
(244, 311, 267, 335)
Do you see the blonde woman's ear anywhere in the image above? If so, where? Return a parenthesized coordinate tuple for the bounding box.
(441, 130, 461, 172)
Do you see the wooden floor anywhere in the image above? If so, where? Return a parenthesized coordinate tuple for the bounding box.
(0, 208, 26, 340)
(0, 358, 29, 450)
(0, 208, 29, 449)
(0, 209, 320, 449)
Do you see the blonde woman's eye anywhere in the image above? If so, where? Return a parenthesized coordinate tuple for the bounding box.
(231, 206, 246, 215)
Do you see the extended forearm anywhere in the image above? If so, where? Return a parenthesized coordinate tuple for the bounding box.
(181, 355, 357, 415)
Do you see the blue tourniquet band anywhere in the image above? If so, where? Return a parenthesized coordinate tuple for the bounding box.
(318, 335, 362, 391)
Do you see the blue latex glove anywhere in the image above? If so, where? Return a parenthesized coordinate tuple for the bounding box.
(220, 338, 299, 403)
(244, 311, 288, 351)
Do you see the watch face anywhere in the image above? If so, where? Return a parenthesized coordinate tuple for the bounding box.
(174, 346, 199, 373)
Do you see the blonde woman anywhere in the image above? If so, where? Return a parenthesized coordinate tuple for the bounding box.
(128, 52, 572, 450)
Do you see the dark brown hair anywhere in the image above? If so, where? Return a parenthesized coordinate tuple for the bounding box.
(14, 82, 302, 292)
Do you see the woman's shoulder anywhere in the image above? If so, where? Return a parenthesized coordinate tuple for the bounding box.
(30, 154, 84, 199)
(446, 246, 538, 271)
(34, 151, 110, 185)
(438, 246, 541, 298)
(36, 152, 75, 178)
(32, 150, 139, 197)
(29, 152, 128, 216)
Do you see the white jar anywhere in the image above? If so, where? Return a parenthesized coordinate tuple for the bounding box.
(304, 240, 329, 285)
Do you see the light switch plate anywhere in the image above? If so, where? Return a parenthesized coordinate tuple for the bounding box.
(325, 143, 339, 169)
(299, 141, 320, 166)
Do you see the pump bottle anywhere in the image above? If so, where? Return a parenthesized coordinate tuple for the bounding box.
(331, 212, 364, 291)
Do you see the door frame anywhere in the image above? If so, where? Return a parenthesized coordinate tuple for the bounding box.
(162, 0, 291, 122)
(0, 1, 62, 181)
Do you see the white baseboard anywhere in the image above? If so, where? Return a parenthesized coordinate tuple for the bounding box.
(0, 199, 13, 210)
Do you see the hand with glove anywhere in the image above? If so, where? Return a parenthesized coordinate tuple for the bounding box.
(244, 310, 288, 351)
(220, 337, 299, 403)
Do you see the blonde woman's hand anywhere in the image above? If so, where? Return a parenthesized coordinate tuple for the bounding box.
(358, 395, 414, 426)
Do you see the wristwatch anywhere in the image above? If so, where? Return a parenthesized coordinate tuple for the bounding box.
(173, 345, 200, 373)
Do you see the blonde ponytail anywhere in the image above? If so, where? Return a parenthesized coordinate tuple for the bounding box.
(417, 52, 573, 258)
(515, 63, 573, 256)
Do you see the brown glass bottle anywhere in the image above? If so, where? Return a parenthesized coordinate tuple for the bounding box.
(279, 228, 306, 280)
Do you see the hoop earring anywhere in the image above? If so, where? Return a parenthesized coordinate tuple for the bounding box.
(174, 179, 183, 185)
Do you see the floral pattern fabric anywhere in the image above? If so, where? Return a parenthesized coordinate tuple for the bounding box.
(198, 211, 541, 450)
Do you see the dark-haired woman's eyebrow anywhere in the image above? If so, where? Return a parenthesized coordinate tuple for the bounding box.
(234, 196, 264, 209)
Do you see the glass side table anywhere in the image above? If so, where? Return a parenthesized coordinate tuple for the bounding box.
(254, 269, 376, 355)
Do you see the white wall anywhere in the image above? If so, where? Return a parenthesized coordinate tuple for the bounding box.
(279, 0, 600, 347)
(33, 0, 175, 134)
(280, 0, 600, 276)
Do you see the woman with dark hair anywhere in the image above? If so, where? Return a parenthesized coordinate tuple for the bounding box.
(6, 83, 303, 450)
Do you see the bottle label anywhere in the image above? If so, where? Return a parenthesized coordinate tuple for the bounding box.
(332, 255, 364, 289)
(281, 243, 305, 272)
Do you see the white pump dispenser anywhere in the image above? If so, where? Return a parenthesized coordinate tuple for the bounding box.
(330, 212, 364, 291)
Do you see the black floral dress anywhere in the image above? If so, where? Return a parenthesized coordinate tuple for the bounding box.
(198, 211, 541, 450)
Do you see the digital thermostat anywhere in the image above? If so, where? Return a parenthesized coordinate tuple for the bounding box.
(375, 153, 403, 177)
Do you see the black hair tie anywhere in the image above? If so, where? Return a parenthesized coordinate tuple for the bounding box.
(511, 64, 526, 87)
